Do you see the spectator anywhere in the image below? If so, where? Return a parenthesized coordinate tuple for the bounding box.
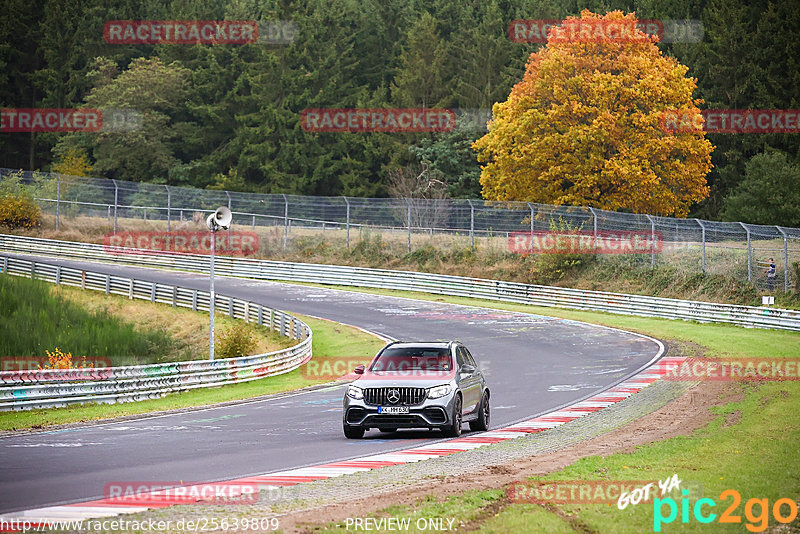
(766, 257, 777, 292)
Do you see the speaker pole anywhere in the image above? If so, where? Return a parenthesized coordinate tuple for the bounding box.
(209, 226, 216, 361)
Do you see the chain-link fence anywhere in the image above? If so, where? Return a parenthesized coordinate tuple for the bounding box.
(2, 168, 798, 293)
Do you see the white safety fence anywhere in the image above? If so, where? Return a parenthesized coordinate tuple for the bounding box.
(2, 233, 799, 332)
(0, 254, 312, 411)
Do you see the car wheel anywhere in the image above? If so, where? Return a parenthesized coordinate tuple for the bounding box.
(379, 428, 397, 433)
(470, 393, 490, 432)
(343, 425, 365, 439)
(443, 395, 462, 438)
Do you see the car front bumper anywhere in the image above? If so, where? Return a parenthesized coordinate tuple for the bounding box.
(343, 392, 457, 429)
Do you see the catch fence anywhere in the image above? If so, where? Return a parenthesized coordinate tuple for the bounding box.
(2, 168, 798, 293)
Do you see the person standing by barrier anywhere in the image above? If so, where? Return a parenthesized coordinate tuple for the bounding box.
(766, 257, 777, 292)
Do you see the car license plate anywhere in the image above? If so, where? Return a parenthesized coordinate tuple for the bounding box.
(378, 406, 409, 414)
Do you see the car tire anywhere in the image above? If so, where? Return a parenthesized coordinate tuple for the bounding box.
(379, 428, 397, 433)
(469, 393, 490, 432)
(343, 425, 365, 439)
(443, 395, 462, 438)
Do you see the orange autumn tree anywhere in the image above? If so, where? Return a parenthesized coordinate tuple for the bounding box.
(473, 10, 713, 217)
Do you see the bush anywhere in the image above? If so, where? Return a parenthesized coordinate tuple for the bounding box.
(0, 171, 42, 229)
(794, 262, 800, 293)
(0, 192, 41, 229)
(216, 322, 258, 359)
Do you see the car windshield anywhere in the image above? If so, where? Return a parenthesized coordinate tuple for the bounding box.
(370, 347, 452, 372)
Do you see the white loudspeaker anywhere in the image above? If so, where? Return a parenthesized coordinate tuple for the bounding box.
(206, 206, 233, 231)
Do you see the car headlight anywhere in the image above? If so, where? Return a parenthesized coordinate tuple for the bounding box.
(346, 385, 363, 400)
(427, 384, 452, 399)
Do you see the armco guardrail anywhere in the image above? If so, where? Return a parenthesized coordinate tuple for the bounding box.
(2, 233, 800, 332)
(0, 254, 312, 411)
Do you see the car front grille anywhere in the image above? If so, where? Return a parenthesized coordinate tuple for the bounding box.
(363, 387, 427, 406)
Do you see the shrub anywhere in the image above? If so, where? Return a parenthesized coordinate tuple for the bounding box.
(43, 347, 73, 369)
(216, 322, 258, 359)
(794, 262, 800, 293)
(0, 192, 42, 229)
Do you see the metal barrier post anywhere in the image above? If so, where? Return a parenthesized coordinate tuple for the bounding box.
(165, 185, 171, 231)
(589, 207, 597, 255)
(777, 227, 789, 293)
(467, 199, 474, 250)
(282, 193, 288, 251)
(55, 174, 60, 230)
(740, 222, 752, 282)
(112, 179, 118, 234)
(527, 203, 535, 253)
(646, 215, 656, 268)
(406, 199, 411, 252)
(695, 219, 706, 273)
(344, 196, 351, 248)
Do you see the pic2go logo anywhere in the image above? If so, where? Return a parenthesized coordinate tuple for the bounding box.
(654, 489, 798, 532)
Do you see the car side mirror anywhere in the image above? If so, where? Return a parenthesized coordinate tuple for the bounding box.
(353, 365, 365, 375)
(460, 364, 476, 374)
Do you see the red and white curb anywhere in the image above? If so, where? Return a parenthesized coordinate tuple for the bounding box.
(0, 355, 686, 529)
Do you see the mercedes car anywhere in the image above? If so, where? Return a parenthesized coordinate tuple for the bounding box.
(342, 341, 490, 439)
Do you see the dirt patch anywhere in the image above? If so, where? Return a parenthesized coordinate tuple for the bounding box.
(285, 380, 743, 533)
(723, 409, 742, 427)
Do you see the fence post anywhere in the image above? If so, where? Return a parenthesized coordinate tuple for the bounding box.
(646, 215, 656, 268)
(282, 193, 288, 251)
(589, 207, 598, 255)
(467, 199, 475, 250)
(112, 179, 118, 234)
(777, 226, 789, 293)
(55, 174, 60, 230)
(695, 219, 706, 273)
(406, 199, 412, 252)
(526, 203, 535, 253)
(739, 222, 752, 282)
(165, 185, 171, 231)
(225, 190, 232, 239)
(343, 196, 351, 249)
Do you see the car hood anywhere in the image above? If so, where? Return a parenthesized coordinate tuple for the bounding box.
(353, 370, 455, 388)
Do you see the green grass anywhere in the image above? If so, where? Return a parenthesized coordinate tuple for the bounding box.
(0, 273, 176, 363)
(0, 313, 384, 431)
(292, 283, 800, 533)
(304, 490, 504, 533)
(483, 379, 800, 533)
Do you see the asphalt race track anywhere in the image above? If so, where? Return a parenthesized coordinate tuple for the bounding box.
(0, 254, 663, 514)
